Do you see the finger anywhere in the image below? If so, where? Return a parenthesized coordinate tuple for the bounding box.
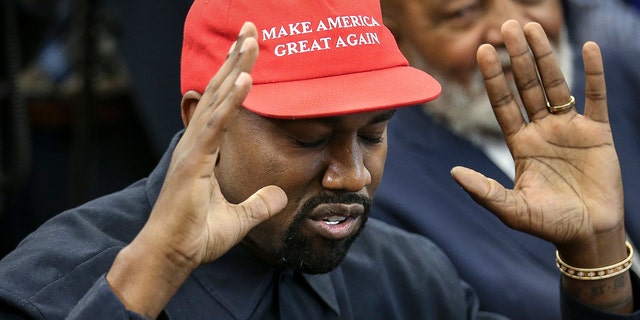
(198, 72, 253, 154)
(236, 185, 288, 225)
(193, 24, 259, 153)
(450, 166, 519, 227)
(209, 185, 287, 262)
(581, 41, 608, 123)
(522, 22, 573, 118)
(202, 22, 258, 101)
(477, 43, 525, 138)
(209, 35, 259, 108)
(197, 23, 258, 109)
(501, 20, 548, 121)
(188, 22, 258, 135)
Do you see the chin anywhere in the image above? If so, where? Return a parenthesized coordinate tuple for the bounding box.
(279, 216, 368, 274)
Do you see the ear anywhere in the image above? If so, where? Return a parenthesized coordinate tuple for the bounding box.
(181, 90, 202, 128)
(380, 1, 412, 61)
(380, 0, 403, 43)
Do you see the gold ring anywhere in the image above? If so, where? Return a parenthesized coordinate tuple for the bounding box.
(546, 95, 575, 114)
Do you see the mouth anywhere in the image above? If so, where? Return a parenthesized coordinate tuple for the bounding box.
(305, 203, 364, 240)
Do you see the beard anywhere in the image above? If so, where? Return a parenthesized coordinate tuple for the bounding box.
(276, 193, 371, 274)
(417, 27, 574, 142)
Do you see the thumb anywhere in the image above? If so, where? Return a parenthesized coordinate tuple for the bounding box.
(238, 185, 288, 226)
(450, 166, 512, 218)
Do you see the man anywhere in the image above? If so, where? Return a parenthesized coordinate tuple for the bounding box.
(373, 0, 640, 319)
(0, 0, 636, 318)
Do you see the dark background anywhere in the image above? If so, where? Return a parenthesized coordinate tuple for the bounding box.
(0, 0, 191, 257)
(1, 0, 639, 259)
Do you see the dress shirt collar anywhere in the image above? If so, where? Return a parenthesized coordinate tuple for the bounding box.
(192, 244, 340, 318)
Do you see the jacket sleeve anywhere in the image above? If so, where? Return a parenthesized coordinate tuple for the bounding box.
(560, 276, 640, 320)
(67, 275, 151, 320)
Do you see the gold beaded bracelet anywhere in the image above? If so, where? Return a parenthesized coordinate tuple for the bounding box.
(556, 241, 633, 280)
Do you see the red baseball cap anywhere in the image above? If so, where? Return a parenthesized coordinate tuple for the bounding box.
(181, 0, 441, 119)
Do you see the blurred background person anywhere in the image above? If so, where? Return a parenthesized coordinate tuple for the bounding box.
(371, 0, 640, 319)
(0, 0, 191, 258)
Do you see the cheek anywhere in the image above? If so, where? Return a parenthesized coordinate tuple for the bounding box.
(367, 144, 388, 192)
(216, 136, 316, 207)
(215, 136, 286, 204)
(413, 31, 483, 85)
(530, 13, 564, 45)
(215, 150, 254, 204)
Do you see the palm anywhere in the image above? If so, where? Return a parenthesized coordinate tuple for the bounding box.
(506, 113, 622, 243)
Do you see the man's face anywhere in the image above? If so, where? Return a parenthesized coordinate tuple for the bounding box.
(394, 0, 564, 86)
(384, 0, 570, 138)
(215, 108, 392, 274)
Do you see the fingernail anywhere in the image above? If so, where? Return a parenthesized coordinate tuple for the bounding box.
(240, 39, 249, 54)
(235, 73, 247, 86)
(237, 22, 248, 41)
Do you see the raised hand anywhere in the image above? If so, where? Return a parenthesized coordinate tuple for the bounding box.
(450, 20, 631, 312)
(105, 22, 287, 317)
(155, 21, 287, 271)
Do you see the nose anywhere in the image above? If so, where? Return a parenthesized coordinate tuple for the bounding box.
(322, 141, 372, 192)
(483, 1, 531, 45)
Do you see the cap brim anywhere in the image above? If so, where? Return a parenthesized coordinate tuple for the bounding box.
(243, 66, 441, 119)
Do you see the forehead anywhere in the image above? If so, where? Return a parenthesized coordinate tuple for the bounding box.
(242, 108, 397, 127)
(417, 0, 560, 9)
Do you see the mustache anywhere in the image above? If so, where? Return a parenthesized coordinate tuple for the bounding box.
(298, 193, 371, 217)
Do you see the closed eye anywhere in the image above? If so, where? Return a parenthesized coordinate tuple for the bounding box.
(294, 136, 331, 148)
(359, 135, 384, 145)
(438, 2, 482, 28)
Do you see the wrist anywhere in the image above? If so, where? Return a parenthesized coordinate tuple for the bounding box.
(556, 227, 628, 268)
(556, 241, 633, 280)
(557, 228, 634, 313)
(106, 238, 193, 317)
